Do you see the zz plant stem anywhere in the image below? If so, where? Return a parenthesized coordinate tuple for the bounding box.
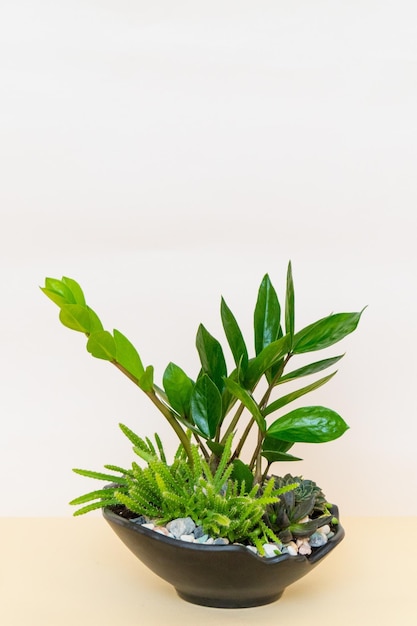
(111, 357, 195, 465)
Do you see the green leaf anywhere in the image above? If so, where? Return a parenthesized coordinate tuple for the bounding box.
(42, 277, 76, 307)
(277, 355, 345, 384)
(87, 331, 116, 361)
(62, 277, 86, 306)
(263, 371, 337, 416)
(224, 377, 266, 433)
(154, 433, 167, 463)
(267, 406, 349, 443)
(196, 324, 227, 391)
(72, 500, 119, 516)
(119, 423, 146, 449)
(220, 297, 248, 370)
(138, 365, 154, 392)
(231, 459, 254, 491)
(206, 440, 226, 456)
(261, 436, 302, 462)
(41, 288, 69, 308)
(285, 261, 295, 342)
(293, 310, 365, 354)
(261, 449, 303, 462)
(69, 488, 117, 505)
(163, 362, 194, 418)
(262, 435, 293, 454)
(254, 274, 281, 355)
(72, 468, 128, 483)
(114, 329, 144, 380)
(190, 373, 222, 438)
(245, 334, 291, 388)
(59, 304, 91, 333)
(86, 307, 104, 333)
(289, 517, 333, 538)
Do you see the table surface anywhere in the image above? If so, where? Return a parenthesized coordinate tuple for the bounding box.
(2, 516, 416, 626)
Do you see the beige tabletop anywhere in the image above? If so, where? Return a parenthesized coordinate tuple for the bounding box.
(2, 516, 416, 626)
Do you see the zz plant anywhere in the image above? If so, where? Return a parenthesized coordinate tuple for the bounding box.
(41, 263, 363, 549)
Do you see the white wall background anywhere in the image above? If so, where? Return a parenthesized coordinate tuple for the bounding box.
(1, 0, 416, 516)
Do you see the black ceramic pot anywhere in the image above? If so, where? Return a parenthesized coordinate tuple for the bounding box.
(103, 505, 345, 608)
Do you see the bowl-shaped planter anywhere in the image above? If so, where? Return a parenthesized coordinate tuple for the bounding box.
(103, 505, 345, 608)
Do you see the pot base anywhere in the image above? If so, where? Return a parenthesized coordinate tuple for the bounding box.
(176, 589, 283, 608)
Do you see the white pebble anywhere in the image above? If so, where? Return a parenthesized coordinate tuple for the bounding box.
(141, 523, 155, 530)
(298, 541, 312, 556)
(263, 543, 281, 558)
(180, 534, 195, 542)
(153, 526, 169, 536)
(319, 525, 331, 536)
(285, 541, 298, 556)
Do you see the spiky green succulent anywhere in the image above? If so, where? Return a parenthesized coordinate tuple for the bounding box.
(70, 428, 299, 554)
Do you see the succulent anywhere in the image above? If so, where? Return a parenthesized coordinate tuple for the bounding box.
(264, 474, 333, 543)
(70, 428, 299, 554)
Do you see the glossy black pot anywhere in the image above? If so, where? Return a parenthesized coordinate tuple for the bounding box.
(103, 505, 344, 608)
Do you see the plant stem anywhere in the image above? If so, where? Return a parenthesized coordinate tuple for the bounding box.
(231, 354, 293, 461)
(262, 461, 272, 483)
(259, 354, 292, 410)
(112, 361, 194, 466)
(253, 429, 264, 483)
(231, 416, 255, 460)
(193, 434, 210, 461)
(146, 390, 194, 462)
(219, 401, 246, 445)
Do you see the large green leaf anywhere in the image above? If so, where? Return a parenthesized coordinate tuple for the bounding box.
(263, 371, 337, 416)
(220, 297, 248, 370)
(59, 304, 91, 333)
(254, 274, 281, 355)
(267, 406, 349, 443)
(277, 355, 345, 385)
(285, 261, 295, 342)
(196, 324, 227, 391)
(190, 374, 222, 438)
(244, 334, 291, 388)
(293, 310, 364, 354)
(224, 377, 266, 433)
(114, 329, 144, 380)
(87, 330, 116, 361)
(262, 435, 293, 453)
(163, 362, 194, 418)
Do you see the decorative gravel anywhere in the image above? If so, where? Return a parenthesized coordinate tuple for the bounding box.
(129, 515, 334, 557)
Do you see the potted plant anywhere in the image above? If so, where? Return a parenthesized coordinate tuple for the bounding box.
(41, 263, 364, 608)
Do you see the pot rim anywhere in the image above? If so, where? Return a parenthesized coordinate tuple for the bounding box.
(102, 503, 344, 566)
